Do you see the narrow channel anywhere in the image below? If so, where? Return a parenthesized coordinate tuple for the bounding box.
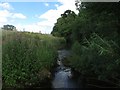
(51, 49, 80, 88)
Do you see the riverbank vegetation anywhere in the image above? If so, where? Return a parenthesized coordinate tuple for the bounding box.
(51, 1, 120, 87)
(2, 30, 65, 88)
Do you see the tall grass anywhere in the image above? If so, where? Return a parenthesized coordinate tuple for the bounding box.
(2, 30, 65, 88)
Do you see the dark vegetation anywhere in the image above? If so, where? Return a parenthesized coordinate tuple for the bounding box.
(2, 25, 17, 31)
(51, 1, 120, 87)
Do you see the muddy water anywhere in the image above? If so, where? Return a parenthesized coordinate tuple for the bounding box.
(51, 50, 80, 88)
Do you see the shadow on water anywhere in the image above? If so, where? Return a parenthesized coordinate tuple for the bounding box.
(51, 50, 81, 89)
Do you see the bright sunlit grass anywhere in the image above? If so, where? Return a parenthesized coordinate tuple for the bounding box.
(2, 30, 65, 88)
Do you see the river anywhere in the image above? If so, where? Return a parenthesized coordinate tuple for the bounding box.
(51, 49, 81, 89)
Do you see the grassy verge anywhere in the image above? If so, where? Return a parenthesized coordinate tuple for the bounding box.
(2, 30, 65, 88)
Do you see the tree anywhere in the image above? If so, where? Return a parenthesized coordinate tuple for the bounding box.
(51, 10, 77, 47)
(2, 24, 16, 31)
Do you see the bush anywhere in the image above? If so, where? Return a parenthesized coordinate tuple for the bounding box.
(69, 33, 120, 80)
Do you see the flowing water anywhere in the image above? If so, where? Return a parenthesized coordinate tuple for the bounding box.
(51, 49, 118, 89)
(51, 50, 80, 88)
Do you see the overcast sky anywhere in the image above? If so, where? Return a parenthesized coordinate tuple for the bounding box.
(0, 0, 79, 34)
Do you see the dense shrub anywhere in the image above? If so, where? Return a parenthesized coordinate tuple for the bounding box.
(69, 33, 120, 80)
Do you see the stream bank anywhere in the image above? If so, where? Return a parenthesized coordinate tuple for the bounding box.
(50, 49, 118, 89)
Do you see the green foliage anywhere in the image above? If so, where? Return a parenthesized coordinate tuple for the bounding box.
(70, 33, 120, 80)
(2, 31, 65, 88)
(51, 10, 77, 47)
(52, 1, 120, 87)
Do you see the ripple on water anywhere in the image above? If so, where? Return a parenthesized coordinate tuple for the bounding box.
(52, 50, 80, 88)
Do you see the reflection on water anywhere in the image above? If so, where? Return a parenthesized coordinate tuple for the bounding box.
(52, 50, 80, 88)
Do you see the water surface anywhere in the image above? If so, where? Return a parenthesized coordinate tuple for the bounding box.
(52, 50, 80, 88)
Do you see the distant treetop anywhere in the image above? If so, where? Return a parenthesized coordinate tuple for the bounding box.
(2, 24, 17, 31)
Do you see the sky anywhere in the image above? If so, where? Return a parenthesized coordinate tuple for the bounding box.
(0, 0, 79, 34)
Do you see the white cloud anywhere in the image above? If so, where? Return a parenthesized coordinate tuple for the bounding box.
(44, 3, 49, 7)
(0, 17, 7, 23)
(55, 4, 59, 8)
(0, 3, 13, 10)
(37, 0, 79, 34)
(0, 5, 26, 27)
(0, 10, 12, 26)
(0, 1, 79, 34)
(0, 10, 11, 17)
(39, 9, 59, 22)
(0, 10, 27, 27)
(12, 13, 26, 19)
(15, 23, 51, 34)
(20, 0, 79, 34)
(37, 20, 54, 27)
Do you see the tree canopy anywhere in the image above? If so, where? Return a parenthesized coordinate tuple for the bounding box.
(2, 25, 17, 31)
